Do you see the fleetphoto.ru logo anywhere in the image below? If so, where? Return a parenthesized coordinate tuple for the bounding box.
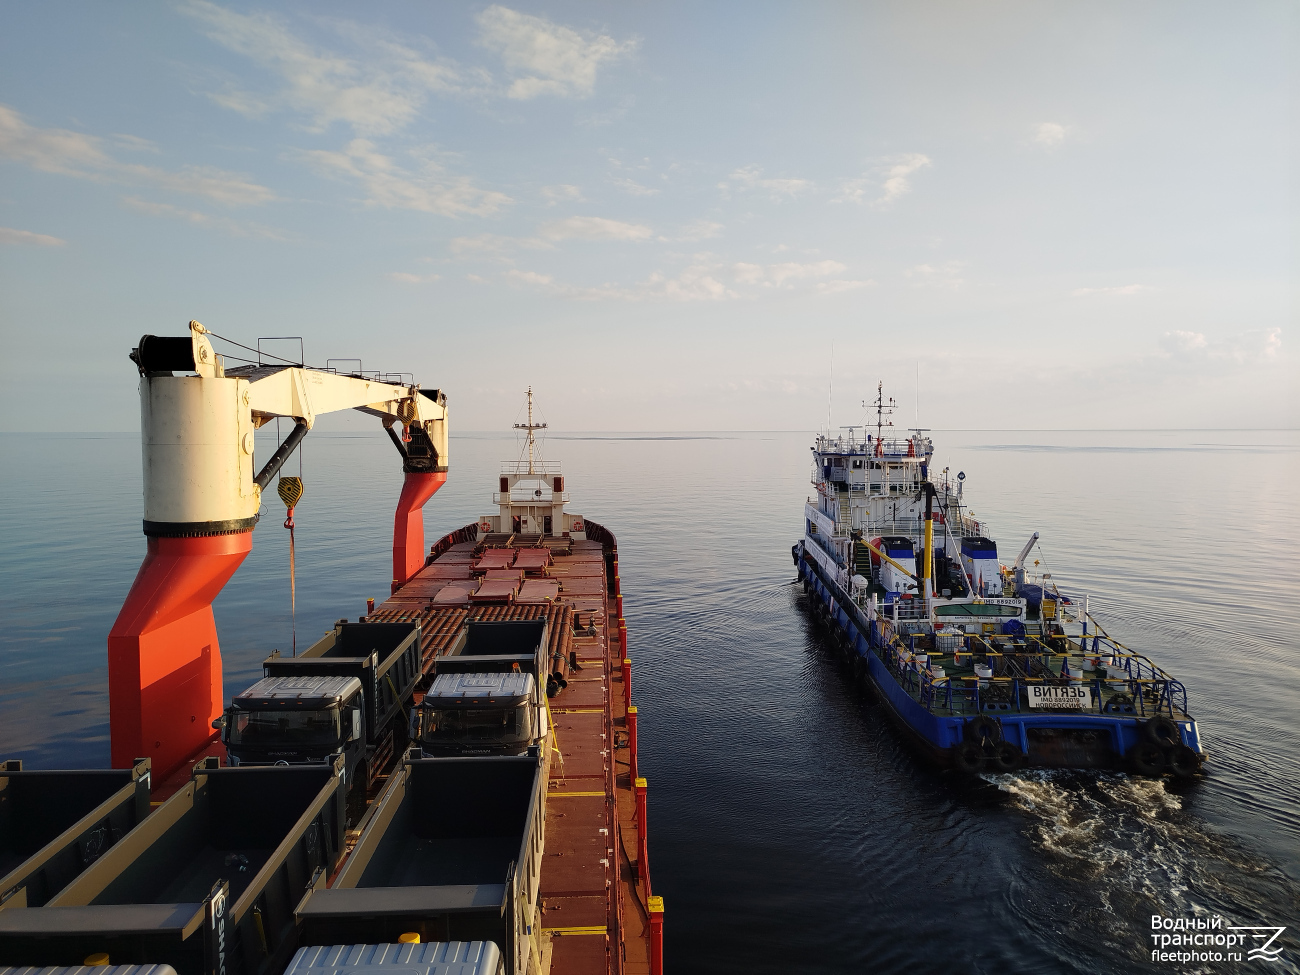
(1152, 915, 1287, 965)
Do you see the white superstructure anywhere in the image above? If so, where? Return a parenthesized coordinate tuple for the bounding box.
(801, 383, 1028, 627)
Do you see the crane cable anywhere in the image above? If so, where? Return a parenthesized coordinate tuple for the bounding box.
(278, 472, 304, 655)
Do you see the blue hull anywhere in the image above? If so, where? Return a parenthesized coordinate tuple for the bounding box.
(795, 545, 1203, 773)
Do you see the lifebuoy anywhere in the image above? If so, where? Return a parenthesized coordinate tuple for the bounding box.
(478, 521, 492, 533)
(571, 519, 585, 532)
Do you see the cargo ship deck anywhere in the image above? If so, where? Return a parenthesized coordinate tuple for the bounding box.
(0, 336, 659, 975)
(368, 521, 655, 975)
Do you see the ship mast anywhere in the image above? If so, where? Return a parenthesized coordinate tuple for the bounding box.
(867, 381, 895, 443)
(513, 386, 547, 475)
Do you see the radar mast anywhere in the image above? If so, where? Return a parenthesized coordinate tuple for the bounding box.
(513, 386, 548, 475)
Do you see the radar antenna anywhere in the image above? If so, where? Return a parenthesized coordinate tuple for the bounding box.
(513, 386, 548, 475)
(865, 381, 895, 443)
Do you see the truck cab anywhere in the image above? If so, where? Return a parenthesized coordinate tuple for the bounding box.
(221, 674, 365, 771)
(217, 621, 422, 822)
(413, 671, 539, 756)
(411, 620, 549, 758)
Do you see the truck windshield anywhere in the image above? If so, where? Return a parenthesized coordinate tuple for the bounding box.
(229, 709, 341, 747)
(422, 706, 525, 742)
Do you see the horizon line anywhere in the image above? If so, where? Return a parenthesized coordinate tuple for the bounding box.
(3, 427, 1298, 436)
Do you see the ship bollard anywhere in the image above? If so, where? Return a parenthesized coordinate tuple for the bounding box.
(616, 590, 624, 618)
(648, 896, 664, 975)
(627, 705, 639, 782)
(366, 597, 375, 615)
(622, 657, 632, 708)
(619, 618, 628, 655)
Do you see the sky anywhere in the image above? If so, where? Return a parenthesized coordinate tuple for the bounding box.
(0, 1, 1294, 432)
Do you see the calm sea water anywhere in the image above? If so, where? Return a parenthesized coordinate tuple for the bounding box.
(2, 428, 1298, 973)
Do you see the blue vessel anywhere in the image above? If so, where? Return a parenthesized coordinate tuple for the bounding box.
(793, 385, 1205, 777)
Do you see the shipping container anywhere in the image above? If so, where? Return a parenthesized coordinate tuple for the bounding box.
(0, 760, 152, 909)
(0, 761, 345, 975)
(295, 757, 542, 975)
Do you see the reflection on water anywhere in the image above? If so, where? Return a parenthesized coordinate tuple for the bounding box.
(2, 428, 1298, 973)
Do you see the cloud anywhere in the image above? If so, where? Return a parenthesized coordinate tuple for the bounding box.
(0, 226, 65, 246)
(301, 139, 511, 216)
(0, 103, 110, 175)
(110, 134, 160, 153)
(578, 95, 636, 126)
(719, 165, 812, 200)
(1033, 122, 1068, 148)
(0, 103, 276, 206)
(836, 153, 931, 207)
(476, 6, 635, 100)
(450, 233, 531, 257)
(541, 184, 583, 205)
(1070, 284, 1152, 297)
(508, 269, 555, 287)
(666, 220, 723, 242)
(817, 279, 874, 295)
(733, 260, 845, 288)
(120, 196, 288, 238)
(503, 256, 853, 302)
(536, 215, 652, 242)
(508, 262, 737, 302)
(905, 261, 965, 288)
(611, 176, 658, 196)
(183, 1, 481, 136)
(450, 217, 655, 258)
(387, 271, 441, 284)
(1157, 328, 1282, 366)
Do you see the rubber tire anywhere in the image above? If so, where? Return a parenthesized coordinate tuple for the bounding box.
(992, 742, 1024, 773)
(1130, 742, 1166, 776)
(1167, 744, 1200, 778)
(965, 715, 1003, 745)
(952, 741, 985, 774)
(1144, 716, 1180, 748)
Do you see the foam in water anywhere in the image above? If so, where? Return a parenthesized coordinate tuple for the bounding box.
(986, 769, 1300, 972)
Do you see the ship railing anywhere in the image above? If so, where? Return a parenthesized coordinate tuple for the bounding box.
(500, 460, 564, 475)
(875, 631, 1187, 717)
(493, 491, 570, 504)
(967, 632, 1176, 684)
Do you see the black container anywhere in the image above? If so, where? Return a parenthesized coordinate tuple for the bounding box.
(265, 623, 422, 741)
(435, 621, 546, 679)
(0, 759, 152, 909)
(0, 760, 345, 975)
(295, 756, 542, 975)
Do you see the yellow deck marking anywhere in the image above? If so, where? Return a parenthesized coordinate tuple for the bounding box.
(544, 926, 608, 936)
(548, 791, 607, 797)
